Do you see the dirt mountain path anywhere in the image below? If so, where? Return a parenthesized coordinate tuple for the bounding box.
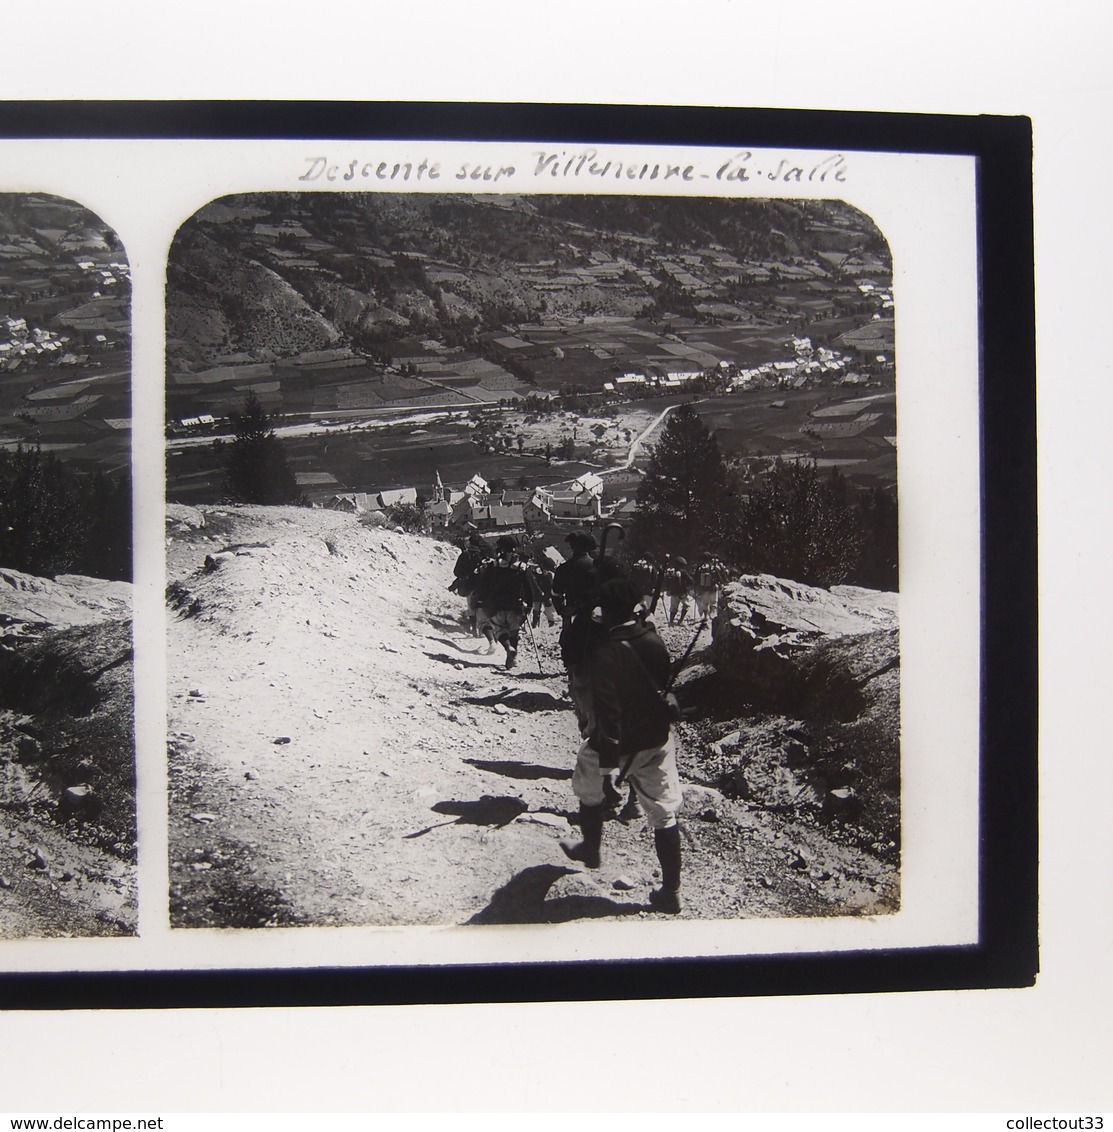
(167, 506, 895, 929)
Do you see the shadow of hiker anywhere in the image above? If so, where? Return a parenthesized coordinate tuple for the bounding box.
(424, 614, 472, 636)
(464, 758, 572, 782)
(404, 794, 529, 838)
(467, 864, 646, 925)
(534, 892, 648, 924)
(427, 634, 491, 654)
(461, 689, 568, 712)
(423, 651, 497, 670)
(498, 668, 553, 682)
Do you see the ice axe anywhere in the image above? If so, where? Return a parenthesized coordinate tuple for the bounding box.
(597, 522, 624, 562)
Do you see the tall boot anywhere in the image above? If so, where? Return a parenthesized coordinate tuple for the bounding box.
(650, 824, 682, 914)
(560, 803, 604, 869)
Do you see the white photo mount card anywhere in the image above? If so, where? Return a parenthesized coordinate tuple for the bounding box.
(0, 103, 1035, 1008)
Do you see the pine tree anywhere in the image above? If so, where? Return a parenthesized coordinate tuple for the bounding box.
(632, 401, 740, 560)
(0, 446, 131, 580)
(225, 393, 300, 505)
(734, 459, 863, 587)
(853, 486, 899, 590)
(83, 471, 133, 582)
(0, 446, 86, 577)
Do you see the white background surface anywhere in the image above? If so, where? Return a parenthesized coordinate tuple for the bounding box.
(0, 0, 1105, 1114)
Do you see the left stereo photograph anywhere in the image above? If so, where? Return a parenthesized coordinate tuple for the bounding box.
(0, 192, 135, 938)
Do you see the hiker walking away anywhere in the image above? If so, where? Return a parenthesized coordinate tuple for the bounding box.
(693, 555, 726, 622)
(559, 577, 685, 914)
(665, 558, 693, 626)
(553, 531, 599, 666)
(554, 539, 644, 824)
(449, 532, 491, 634)
(630, 555, 656, 614)
(526, 532, 559, 628)
(473, 535, 534, 669)
(552, 532, 597, 625)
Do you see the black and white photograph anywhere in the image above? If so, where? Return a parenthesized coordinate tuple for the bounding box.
(0, 192, 135, 937)
(163, 190, 901, 932)
(0, 79, 1057, 1111)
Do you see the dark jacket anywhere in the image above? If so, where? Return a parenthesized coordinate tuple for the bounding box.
(665, 567, 693, 597)
(582, 621, 672, 769)
(526, 561, 554, 602)
(451, 545, 487, 595)
(630, 560, 656, 594)
(552, 553, 597, 618)
(474, 560, 534, 613)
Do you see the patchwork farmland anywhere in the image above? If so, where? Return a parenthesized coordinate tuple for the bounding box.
(0, 194, 131, 475)
(165, 192, 895, 506)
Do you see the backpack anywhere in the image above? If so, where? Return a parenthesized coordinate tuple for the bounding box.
(477, 561, 529, 612)
(452, 546, 485, 596)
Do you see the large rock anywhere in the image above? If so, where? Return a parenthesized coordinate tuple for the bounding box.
(165, 503, 206, 531)
(711, 574, 897, 705)
(0, 569, 133, 636)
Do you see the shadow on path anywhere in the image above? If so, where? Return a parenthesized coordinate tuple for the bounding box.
(404, 794, 529, 838)
(424, 651, 497, 670)
(467, 863, 646, 925)
(464, 758, 572, 782)
(427, 635, 483, 654)
(423, 614, 472, 636)
(461, 689, 568, 712)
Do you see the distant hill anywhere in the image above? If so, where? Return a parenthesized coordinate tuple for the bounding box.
(167, 193, 890, 374)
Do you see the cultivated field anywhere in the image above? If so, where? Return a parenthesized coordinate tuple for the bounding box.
(166, 378, 896, 506)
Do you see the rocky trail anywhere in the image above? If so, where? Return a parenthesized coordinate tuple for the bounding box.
(0, 570, 137, 937)
(166, 505, 898, 930)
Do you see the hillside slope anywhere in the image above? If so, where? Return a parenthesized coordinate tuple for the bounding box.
(0, 570, 136, 937)
(167, 193, 890, 371)
(167, 506, 898, 928)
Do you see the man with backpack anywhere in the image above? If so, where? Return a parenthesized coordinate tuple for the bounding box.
(665, 557, 693, 626)
(552, 535, 645, 824)
(630, 555, 656, 613)
(449, 531, 491, 634)
(526, 532, 559, 629)
(472, 535, 536, 669)
(559, 577, 684, 915)
(693, 554, 727, 622)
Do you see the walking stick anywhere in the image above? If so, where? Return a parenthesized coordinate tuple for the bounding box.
(523, 614, 545, 676)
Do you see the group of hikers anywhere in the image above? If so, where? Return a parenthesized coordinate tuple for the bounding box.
(629, 552, 731, 627)
(448, 529, 559, 670)
(448, 526, 736, 916)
